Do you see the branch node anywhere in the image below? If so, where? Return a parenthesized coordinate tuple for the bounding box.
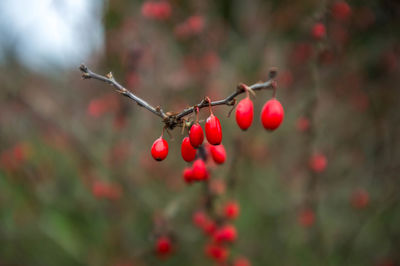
(81, 73, 91, 79)
(79, 64, 88, 73)
(236, 83, 246, 92)
(106, 72, 113, 80)
(227, 99, 237, 117)
(269, 67, 278, 79)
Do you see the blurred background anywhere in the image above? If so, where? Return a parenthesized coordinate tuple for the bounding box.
(0, 0, 400, 265)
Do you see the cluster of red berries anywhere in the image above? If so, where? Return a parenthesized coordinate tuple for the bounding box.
(174, 15, 205, 38)
(151, 85, 284, 164)
(149, 83, 282, 264)
(191, 201, 250, 265)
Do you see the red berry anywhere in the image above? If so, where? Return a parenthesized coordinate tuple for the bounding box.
(205, 114, 222, 145)
(298, 208, 315, 228)
(309, 153, 327, 173)
(203, 218, 217, 235)
(233, 257, 251, 266)
(311, 23, 326, 40)
(151, 137, 168, 161)
(296, 116, 310, 132)
(192, 159, 208, 180)
(332, 1, 351, 21)
(181, 137, 197, 162)
(141, 1, 171, 21)
(155, 236, 172, 257)
(224, 201, 240, 219)
(351, 189, 369, 209)
(205, 243, 229, 263)
(193, 210, 208, 228)
(182, 167, 194, 184)
(192, 211, 217, 235)
(189, 123, 204, 147)
(92, 180, 122, 200)
(213, 224, 237, 243)
(209, 144, 226, 164)
(236, 97, 254, 130)
(261, 99, 284, 130)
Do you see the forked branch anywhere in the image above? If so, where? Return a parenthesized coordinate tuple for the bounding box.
(79, 64, 277, 129)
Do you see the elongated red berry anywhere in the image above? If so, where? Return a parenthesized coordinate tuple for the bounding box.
(261, 99, 284, 130)
(155, 236, 172, 257)
(192, 159, 208, 181)
(205, 114, 222, 145)
(209, 144, 226, 164)
(189, 123, 204, 147)
(181, 137, 197, 162)
(183, 167, 194, 184)
(151, 137, 168, 161)
(235, 97, 254, 130)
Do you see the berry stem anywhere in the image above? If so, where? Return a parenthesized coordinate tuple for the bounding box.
(205, 97, 213, 115)
(195, 106, 200, 123)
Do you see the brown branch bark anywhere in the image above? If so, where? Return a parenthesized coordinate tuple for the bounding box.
(79, 64, 277, 129)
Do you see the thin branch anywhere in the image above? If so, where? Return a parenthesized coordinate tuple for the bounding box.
(175, 79, 275, 120)
(79, 64, 277, 129)
(79, 64, 167, 119)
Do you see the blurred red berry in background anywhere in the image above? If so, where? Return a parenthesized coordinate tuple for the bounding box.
(213, 224, 237, 243)
(296, 116, 310, 132)
(0, 143, 30, 171)
(291, 42, 313, 65)
(193, 210, 208, 228)
(351, 188, 370, 209)
(311, 23, 326, 40)
(174, 15, 205, 38)
(141, 1, 171, 21)
(92, 180, 122, 200)
(277, 70, 293, 88)
(309, 153, 327, 173)
(298, 208, 315, 227)
(205, 243, 229, 263)
(155, 236, 173, 257)
(331, 1, 351, 21)
(224, 201, 240, 220)
(233, 256, 252, 266)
